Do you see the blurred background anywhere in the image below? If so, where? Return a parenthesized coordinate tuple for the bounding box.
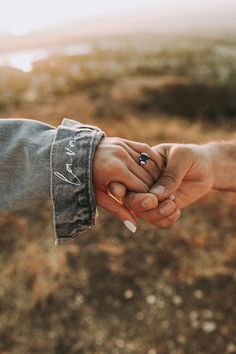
(0, 1, 236, 353)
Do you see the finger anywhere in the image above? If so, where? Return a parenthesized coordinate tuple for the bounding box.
(109, 182, 127, 200)
(115, 166, 150, 193)
(113, 146, 153, 190)
(126, 148, 160, 183)
(96, 191, 137, 233)
(114, 141, 161, 182)
(150, 147, 191, 201)
(127, 156, 154, 188)
(142, 158, 161, 182)
(135, 207, 165, 223)
(124, 192, 158, 212)
(168, 208, 181, 222)
(132, 199, 176, 224)
(152, 209, 181, 228)
(123, 140, 165, 171)
(157, 200, 176, 217)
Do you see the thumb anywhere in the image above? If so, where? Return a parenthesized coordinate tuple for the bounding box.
(150, 147, 191, 200)
(109, 182, 127, 201)
(96, 191, 137, 233)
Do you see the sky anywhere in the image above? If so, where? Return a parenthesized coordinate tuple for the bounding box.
(0, 0, 235, 36)
(0, 0, 161, 35)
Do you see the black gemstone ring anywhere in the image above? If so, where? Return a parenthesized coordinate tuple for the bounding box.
(139, 152, 150, 166)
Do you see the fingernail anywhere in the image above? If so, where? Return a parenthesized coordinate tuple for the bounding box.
(159, 202, 174, 216)
(168, 209, 181, 221)
(151, 185, 166, 195)
(168, 194, 176, 201)
(123, 221, 137, 233)
(141, 196, 156, 209)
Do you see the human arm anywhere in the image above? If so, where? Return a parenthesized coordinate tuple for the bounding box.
(0, 118, 160, 244)
(0, 118, 106, 244)
(150, 141, 236, 208)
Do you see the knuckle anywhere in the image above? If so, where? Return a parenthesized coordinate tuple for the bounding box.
(173, 144, 185, 154)
(163, 170, 178, 184)
(142, 143, 150, 151)
(126, 193, 139, 210)
(144, 209, 162, 223)
(168, 209, 181, 221)
(146, 160, 155, 170)
(114, 146, 127, 159)
(148, 161, 160, 177)
(114, 139, 126, 149)
(111, 137, 123, 144)
(143, 174, 153, 188)
(111, 138, 121, 146)
(173, 145, 190, 158)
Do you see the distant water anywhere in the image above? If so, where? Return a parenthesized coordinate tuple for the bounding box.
(0, 44, 91, 72)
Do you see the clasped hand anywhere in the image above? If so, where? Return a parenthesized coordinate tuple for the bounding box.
(93, 138, 215, 232)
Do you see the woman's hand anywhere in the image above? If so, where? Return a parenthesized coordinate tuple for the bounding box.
(92, 137, 162, 232)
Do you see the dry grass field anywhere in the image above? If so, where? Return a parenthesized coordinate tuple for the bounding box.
(0, 35, 236, 354)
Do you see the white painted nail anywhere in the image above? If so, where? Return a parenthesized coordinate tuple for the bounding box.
(123, 221, 137, 233)
(151, 185, 166, 195)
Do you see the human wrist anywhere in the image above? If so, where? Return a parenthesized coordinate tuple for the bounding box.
(202, 141, 236, 192)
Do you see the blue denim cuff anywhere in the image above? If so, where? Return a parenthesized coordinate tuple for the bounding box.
(51, 118, 105, 245)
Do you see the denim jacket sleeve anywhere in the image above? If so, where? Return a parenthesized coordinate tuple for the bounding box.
(0, 118, 105, 245)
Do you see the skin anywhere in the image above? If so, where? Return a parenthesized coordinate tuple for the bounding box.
(92, 137, 162, 226)
(109, 141, 236, 229)
(130, 143, 214, 228)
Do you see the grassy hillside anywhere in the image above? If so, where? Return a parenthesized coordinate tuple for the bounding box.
(0, 35, 236, 354)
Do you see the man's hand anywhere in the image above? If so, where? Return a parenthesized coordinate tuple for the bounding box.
(150, 143, 214, 207)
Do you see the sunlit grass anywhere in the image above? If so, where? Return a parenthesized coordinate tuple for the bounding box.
(0, 35, 236, 354)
